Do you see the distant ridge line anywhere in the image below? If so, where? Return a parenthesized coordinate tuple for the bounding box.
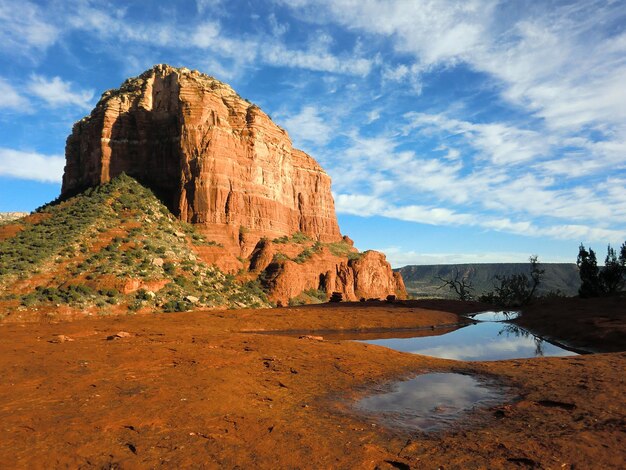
(395, 263, 580, 298)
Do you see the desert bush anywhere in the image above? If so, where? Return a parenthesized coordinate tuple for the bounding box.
(303, 288, 327, 302)
(329, 291, 343, 302)
(479, 256, 544, 307)
(437, 269, 474, 301)
(162, 300, 191, 312)
(163, 262, 175, 275)
(294, 247, 314, 264)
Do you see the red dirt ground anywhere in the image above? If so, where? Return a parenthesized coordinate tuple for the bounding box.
(0, 299, 624, 469)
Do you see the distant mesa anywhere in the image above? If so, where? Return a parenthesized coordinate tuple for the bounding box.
(397, 263, 580, 299)
(61, 64, 405, 305)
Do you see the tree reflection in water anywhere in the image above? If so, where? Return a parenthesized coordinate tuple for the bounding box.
(498, 323, 545, 356)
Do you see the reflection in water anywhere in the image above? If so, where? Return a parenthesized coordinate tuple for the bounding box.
(356, 373, 506, 431)
(498, 323, 545, 356)
(360, 321, 576, 361)
(250, 325, 464, 341)
(319, 326, 462, 341)
(466, 310, 520, 322)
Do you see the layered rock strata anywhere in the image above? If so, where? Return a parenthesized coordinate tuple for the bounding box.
(63, 64, 341, 252)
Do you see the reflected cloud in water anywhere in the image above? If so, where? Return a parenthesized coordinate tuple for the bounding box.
(356, 373, 506, 431)
(466, 310, 520, 322)
(362, 321, 576, 361)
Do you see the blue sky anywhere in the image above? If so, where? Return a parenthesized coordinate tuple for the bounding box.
(0, 0, 625, 267)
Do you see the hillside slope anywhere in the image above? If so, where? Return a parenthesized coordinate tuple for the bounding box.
(397, 263, 580, 298)
(0, 175, 269, 321)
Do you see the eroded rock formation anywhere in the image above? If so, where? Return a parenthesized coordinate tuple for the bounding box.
(63, 64, 340, 251)
(62, 64, 406, 303)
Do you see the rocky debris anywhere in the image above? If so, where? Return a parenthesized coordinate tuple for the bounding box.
(106, 331, 132, 340)
(0, 212, 28, 224)
(49, 335, 74, 343)
(299, 335, 324, 341)
(184, 295, 200, 303)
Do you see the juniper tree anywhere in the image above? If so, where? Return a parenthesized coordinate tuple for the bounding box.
(577, 244, 601, 297)
(600, 245, 623, 294)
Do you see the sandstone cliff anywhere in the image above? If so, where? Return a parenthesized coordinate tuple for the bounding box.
(249, 237, 406, 305)
(63, 64, 341, 253)
(62, 65, 406, 304)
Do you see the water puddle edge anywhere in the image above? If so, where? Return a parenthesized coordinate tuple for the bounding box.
(354, 372, 511, 433)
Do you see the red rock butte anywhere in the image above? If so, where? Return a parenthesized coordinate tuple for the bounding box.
(62, 64, 405, 302)
(63, 64, 340, 251)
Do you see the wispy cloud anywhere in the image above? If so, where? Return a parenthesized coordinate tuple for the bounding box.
(0, 78, 29, 110)
(0, 0, 59, 56)
(0, 148, 64, 183)
(335, 192, 625, 244)
(279, 106, 334, 146)
(36, 3, 375, 78)
(26, 75, 94, 110)
(378, 247, 570, 268)
(404, 112, 551, 166)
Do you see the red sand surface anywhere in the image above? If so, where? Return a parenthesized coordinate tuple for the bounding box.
(1, 299, 624, 468)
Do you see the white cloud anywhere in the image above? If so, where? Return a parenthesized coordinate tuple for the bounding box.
(268, 13, 289, 37)
(279, 106, 333, 146)
(366, 109, 380, 124)
(26, 75, 94, 110)
(196, 0, 224, 14)
(0, 78, 29, 110)
(260, 41, 372, 76)
(378, 247, 568, 268)
(404, 112, 551, 166)
(382, 63, 423, 93)
(0, 148, 64, 183)
(335, 192, 625, 244)
(191, 21, 220, 48)
(0, 0, 59, 56)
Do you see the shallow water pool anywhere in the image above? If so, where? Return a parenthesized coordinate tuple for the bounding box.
(355, 372, 506, 432)
(360, 321, 576, 361)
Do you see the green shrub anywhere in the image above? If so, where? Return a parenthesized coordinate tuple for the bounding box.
(162, 300, 191, 312)
(163, 262, 175, 275)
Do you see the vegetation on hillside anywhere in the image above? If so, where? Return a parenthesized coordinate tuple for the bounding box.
(0, 174, 268, 315)
(270, 237, 361, 265)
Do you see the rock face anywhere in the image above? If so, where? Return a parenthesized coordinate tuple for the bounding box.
(0, 212, 28, 224)
(251, 240, 407, 305)
(62, 64, 406, 303)
(63, 64, 341, 251)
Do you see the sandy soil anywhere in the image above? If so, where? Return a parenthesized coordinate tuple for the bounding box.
(1, 300, 624, 469)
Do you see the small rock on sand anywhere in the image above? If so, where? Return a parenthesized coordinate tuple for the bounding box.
(107, 331, 132, 341)
(49, 335, 74, 343)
